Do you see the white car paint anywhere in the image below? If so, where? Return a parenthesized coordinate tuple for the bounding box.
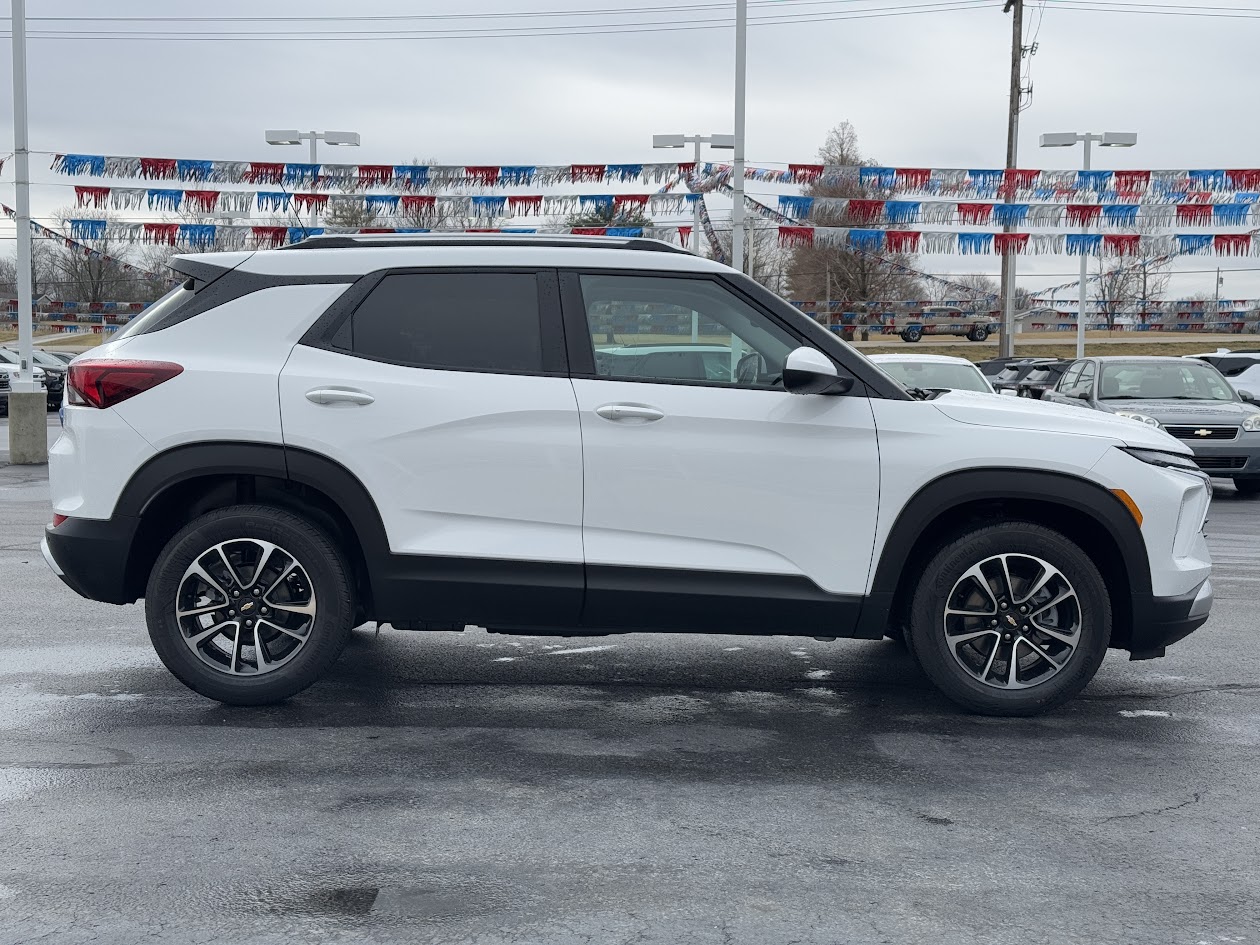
(48, 239, 1211, 611)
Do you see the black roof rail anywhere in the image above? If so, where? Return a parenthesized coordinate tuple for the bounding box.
(276, 234, 693, 255)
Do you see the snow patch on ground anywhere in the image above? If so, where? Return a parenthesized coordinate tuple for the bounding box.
(1119, 709, 1172, 718)
(805, 669, 834, 680)
(492, 657, 517, 663)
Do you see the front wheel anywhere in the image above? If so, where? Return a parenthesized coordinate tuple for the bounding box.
(967, 326, 989, 342)
(1233, 478, 1260, 497)
(145, 504, 355, 705)
(901, 328, 923, 343)
(907, 522, 1111, 716)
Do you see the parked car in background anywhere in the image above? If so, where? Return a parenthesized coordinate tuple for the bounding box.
(594, 344, 734, 383)
(1186, 349, 1260, 398)
(1016, 360, 1073, 400)
(1042, 356, 1260, 494)
(976, 356, 1031, 379)
(0, 347, 63, 409)
(868, 353, 995, 393)
(897, 306, 996, 343)
(990, 358, 1057, 396)
(0, 362, 48, 417)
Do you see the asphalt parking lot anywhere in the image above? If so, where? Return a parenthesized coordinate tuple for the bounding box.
(0, 442, 1257, 944)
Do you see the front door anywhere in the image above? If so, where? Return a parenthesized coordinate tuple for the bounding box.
(564, 270, 881, 634)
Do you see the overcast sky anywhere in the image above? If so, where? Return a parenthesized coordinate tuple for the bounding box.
(2, 0, 1257, 299)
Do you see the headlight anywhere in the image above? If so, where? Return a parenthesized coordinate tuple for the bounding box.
(1120, 446, 1203, 473)
(1115, 411, 1161, 427)
(1243, 413, 1260, 432)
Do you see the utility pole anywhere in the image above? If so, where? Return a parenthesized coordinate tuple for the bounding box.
(731, 0, 748, 274)
(997, 0, 1026, 358)
(1215, 268, 1222, 307)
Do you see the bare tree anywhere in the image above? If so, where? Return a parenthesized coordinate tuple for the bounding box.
(785, 122, 923, 306)
(45, 208, 141, 304)
(1092, 222, 1173, 329)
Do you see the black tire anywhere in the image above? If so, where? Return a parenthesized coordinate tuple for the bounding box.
(145, 504, 355, 705)
(967, 326, 989, 342)
(906, 522, 1111, 716)
(901, 328, 923, 343)
(1233, 478, 1260, 496)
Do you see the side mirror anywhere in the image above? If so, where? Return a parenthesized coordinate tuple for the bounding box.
(1239, 389, 1255, 403)
(783, 347, 853, 396)
(1070, 389, 1091, 400)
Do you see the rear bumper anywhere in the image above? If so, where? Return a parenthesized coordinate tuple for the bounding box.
(42, 515, 140, 605)
(1130, 578, 1213, 660)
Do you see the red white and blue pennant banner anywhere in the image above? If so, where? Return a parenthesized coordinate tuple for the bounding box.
(776, 226, 1260, 257)
(773, 196, 1258, 228)
(0, 203, 170, 280)
(52, 155, 692, 189)
(702, 164, 1260, 201)
(72, 186, 700, 218)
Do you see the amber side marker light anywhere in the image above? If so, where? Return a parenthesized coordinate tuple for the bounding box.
(1111, 489, 1143, 527)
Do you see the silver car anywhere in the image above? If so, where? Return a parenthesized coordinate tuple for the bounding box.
(1042, 355, 1260, 495)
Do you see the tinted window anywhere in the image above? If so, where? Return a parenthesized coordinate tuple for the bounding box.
(579, 274, 797, 389)
(113, 281, 195, 341)
(350, 272, 542, 373)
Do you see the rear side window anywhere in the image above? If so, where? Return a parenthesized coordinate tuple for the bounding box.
(347, 272, 543, 373)
(112, 280, 196, 341)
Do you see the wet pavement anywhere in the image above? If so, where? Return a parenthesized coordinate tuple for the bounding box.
(0, 462, 1257, 944)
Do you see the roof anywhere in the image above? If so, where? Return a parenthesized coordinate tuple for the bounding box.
(867, 353, 983, 366)
(1090, 355, 1212, 364)
(176, 235, 730, 279)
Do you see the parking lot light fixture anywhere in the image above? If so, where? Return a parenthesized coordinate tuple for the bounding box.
(653, 133, 734, 256)
(266, 129, 361, 227)
(1039, 131, 1138, 358)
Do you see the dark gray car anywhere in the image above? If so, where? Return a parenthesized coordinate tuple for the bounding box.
(1043, 355, 1260, 494)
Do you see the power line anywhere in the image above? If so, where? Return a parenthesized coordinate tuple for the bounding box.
(0, 1, 1001, 41)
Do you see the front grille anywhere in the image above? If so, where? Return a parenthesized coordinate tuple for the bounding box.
(1166, 425, 1238, 441)
(1194, 455, 1247, 470)
(0, 375, 8, 392)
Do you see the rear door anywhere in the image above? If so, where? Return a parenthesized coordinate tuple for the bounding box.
(562, 270, 880, 633)
(279, 268, 584, 623)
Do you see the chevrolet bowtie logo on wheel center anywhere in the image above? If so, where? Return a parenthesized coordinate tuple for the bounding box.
(1005, 614, 1018, 628)
(239, 600, 255, 614)
(1195, 429, 1213, 437)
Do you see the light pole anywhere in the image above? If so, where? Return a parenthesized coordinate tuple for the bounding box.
(652, 133, 734, 256)
(731, 0, 748, 275)
(265, 129, 361, 229)
(7, 0, 45, 463)
(1039, 131, 1138, 358)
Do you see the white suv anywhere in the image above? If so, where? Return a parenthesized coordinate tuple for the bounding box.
(42, 235, 1214, 715)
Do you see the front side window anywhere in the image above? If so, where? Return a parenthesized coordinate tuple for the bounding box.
(347, 272, 543, 373)
(1056, 363, 1083, 392)
(1073, 363, 1096, 396)
(579, 274, 797, 389)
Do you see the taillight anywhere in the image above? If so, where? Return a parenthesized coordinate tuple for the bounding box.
(52, 514, 67, 527)
(67, 360, 183, 409)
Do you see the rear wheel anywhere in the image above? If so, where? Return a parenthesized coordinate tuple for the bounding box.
(967, 326, 989, 342)
(907, 522, 1110, 716)
(145, 505, 355, 705)
(901, 328, 923, 343)
(1233, 478, 1260, 497)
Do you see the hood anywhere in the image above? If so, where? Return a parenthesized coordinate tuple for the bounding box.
(1095, 399, 1259, 424)
(929, 389, 1187, 451)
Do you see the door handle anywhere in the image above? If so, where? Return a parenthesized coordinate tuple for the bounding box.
(595, 403, 664, 422)
(305, 388, 375, 406)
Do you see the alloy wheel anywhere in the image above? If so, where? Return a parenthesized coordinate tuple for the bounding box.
(942, 553, 1081, 690)
(175, 539, 317, 676)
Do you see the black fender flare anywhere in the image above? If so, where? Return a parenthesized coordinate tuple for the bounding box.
(115, 441, 392, 599)
(856, 467, 1152, 643)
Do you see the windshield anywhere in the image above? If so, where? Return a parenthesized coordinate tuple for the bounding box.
(876, 360, 992, 393)
(1099, 362, 1236, 402)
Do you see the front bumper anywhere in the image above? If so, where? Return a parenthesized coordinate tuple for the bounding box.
(1184, 436, 1260, 477)
(1130, 578, 1213, 660)
(42, 515, 141, 605)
